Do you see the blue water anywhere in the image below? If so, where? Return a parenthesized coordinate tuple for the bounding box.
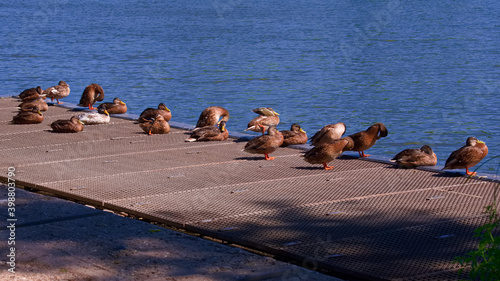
(2, 0, 499, 174)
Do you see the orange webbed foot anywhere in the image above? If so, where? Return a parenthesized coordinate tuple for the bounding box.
(465, 168, 477, 176)
(359, 151, 370, 158)
(264, 154, 275, 161)
(258, 124, 266, 134)
(323, 163, 334, 170)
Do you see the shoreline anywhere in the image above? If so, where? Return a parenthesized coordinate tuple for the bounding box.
(5, 94, 498, 180)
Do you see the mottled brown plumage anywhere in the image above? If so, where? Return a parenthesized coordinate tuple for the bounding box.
(139, 103, 171, 123)
(185, 121, 228, 142)
(346, 122, 388, 157)
(19, 86, 45, 101)
(303, 137, 354, 170)
(139, 115, 170, 135)
(310, 122, 346, 146)
(195, 106, 229, 128)
(18, 98, 48, 112)
(391, 145, 437, 168)
(281, 124, 308, 147)
(443, 137, 488, 176)
(43, 81, 70, 104)
(244, 126, 284, 160)
(98, 98, 127, 114)
(245, 107, 280, 134)
(12, 107, 43, 124)
(79, 83, 104, 110)
(50, 116, 83, 133)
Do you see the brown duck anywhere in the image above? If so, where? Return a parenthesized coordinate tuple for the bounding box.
(98, 98, 127, 114)
(391, 145, 437, 168)
(50, 116, 84, 133)
(195, 106, 229, 127)
(281, 123, 308, 147)
(442, 137, 488, 176)
(139, 103, 171, 123)
(244, 126, 284, 160)
(245, 107, 280, 134)
(346, 122, 388, 157)
(19, 86, 45, 101)
(79, 83, 104, 110)
(12, 107, 44, 124)
(43, 81, 70, 104)
(186, 121, 228, 142)
(139, 115, 170, 135)
(310, 122, 346, 146)
(303, 137, 354, 170)
(18, 97, 48, 112)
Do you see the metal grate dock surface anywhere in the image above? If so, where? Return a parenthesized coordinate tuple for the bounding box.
(1, 96, 498, 281)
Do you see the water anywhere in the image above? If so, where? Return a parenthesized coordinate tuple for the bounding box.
(1, 0, 499, 174)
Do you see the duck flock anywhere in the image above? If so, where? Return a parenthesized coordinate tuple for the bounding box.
(11, 82, 489, 176)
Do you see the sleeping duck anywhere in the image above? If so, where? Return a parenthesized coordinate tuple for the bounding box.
(98, 98, 127, 114)
(139, 114, 170, 135)
(195, 106, 229, 128)
(244, 125, 284, 160)
(19, 86, 45, 101)
(310, 122, 346, 146)
(245, 107, 280, 134)
(303, 137, 354, 170)
(185, 121, 228, 142)
(12, 107, 44, 124)
(139, 103, 171, 123)
(18, 97, 48, 112)
(391, 145, 437, 168)
(79, 83, 104, 110)
(281, 123, 308, 147)
(77, 107, 110, 125)
(345, 122, 388, 157)
(50, 116, 84, 133)
(43, 81, 70, 104)
(442, 137, 488, 176)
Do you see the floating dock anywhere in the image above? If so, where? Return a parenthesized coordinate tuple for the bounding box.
(1, 97, 498, 280)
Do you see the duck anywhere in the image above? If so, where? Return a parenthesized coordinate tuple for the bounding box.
(138, 103, 171, 123)
(244, 125, 284, 160)
(97, 98, 127, 114)
(303, 137, 354, 170)
(77, 107, 110, 125)
(139, 114, 170, 135)
(310, 122, 346, 146)
(78, 83, 104, 110)
(185, 121, 228, 142)
(195, 106, 230, 128)
(18, 97, 48, 112)
(50, 116, 84, 133)
(12, 107, 44, 124)
(43, 81, 70, 104)
(245, 107, 280, 134)
(281, 123, 308, 147)
(391, 145, 437, 168)
(442, 137, 488, 176)
(345, 122, 388, 157)
(19, 86, 45, 101)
